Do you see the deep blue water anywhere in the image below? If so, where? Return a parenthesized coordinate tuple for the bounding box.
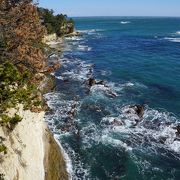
(45, 17, 180, 180)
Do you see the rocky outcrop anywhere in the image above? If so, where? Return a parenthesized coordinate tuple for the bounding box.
(43, 34, 57, 43)
(129, 104, 145, 118)
(64, 31, 82, 37)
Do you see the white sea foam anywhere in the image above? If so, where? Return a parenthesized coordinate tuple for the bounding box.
(78, 29, 104, 34)
(63, 145, 91, 180)
(125, 82, 134, 87)
(100, 70, 112, 76)
(102, 135, 133, 151)
(77, 45, 92, 51)
(120, 21, 131, 24)
(55, 75, 64, 80)
(54, 135, 73, 180)
(169, 141, 180, 153)
(62, 67, 90, 81)
(100, 106, 180, 155)
(176, 31, 180, 35)
(164, 37, 180, 43)
(107, 81, 147, 93)
(78, 29, 105, 39)
(90, 84, 118, 98)
(65, 36, 84, 41)
(58, 58, 94, 81)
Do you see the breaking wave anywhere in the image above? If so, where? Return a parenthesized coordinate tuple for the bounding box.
(164, 37, 180, 43)
(120, 21, 131, 24)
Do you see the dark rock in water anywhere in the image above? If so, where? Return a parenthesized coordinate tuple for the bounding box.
(136, 105, 145, 118)
(113, 119, 124, 126)
(88, 78, 96, 86)
(126, 110, 131, 114)
(150, 83, 174, 95)
(165, 122, 172, 126)
(107, 90, 117, 98)
(96, 80, 105, 85)
(75, 128, 81, 141)
(88, 67, 93, 74)
(130, 104, 145, 118)
(134, 119, 140, 126)
(87, 77, 105, 87)
(176, 125, 180, 136)
(67, 105, 77, 119)
(63, 79, 69, 83)
(159, 136, 167, 144)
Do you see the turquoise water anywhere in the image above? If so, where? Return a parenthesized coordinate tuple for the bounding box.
(45, 17, 180, 179)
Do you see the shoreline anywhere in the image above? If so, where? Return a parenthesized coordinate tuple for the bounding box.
(0, 36, 71, 179)
(43, 35, 76, 180)
(53, 134, 73, 180)
(43, 124, 70, 180)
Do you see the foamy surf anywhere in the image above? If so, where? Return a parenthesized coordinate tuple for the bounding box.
(77, 45, 92, 51)
(120, 21, 131, 24)
(90, 84, 118, 98)
(176, 31, 180, 35)
(65, 36, 84, 41)
(54, 134, 73, 180)
(45, 20, 180, 179)
(78, 29, 104, 34)
(100, 105, 180, 155)
(164, 37, 180, 43)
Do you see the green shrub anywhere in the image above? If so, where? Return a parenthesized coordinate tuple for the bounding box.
(0, 114, 22, 129)
(0, 173, 5, 180)
(33, 100, 42, 107)
(9, 114, 22, 125)
(0, 144, 7, 154)
(0, 114, 11, 125)
(0, 61, 39, 113)
(38, 7, 74, 36)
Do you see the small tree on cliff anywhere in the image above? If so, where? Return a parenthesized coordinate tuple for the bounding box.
(0, 0, 46, 73)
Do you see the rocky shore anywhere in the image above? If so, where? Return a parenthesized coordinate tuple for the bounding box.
(44, 125, 69, 180)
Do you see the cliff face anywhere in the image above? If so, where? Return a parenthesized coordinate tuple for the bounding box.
(44, 127, 69, 180)
(0, 105, 69, 180)
(0, 105, 45, 180)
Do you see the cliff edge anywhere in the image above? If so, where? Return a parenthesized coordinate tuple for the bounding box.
(0, 105, 69, 180)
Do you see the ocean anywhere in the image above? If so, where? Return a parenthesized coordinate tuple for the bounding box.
(45, 17, 180, 180)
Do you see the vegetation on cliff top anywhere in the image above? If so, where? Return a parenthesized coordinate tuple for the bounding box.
(0, 0, 46, 128)
(0, 0, 73, 178)
(38, 7, 74, 36)
(0, 0, 46, 72)
(0, 0, 70, 123)
(0, 2, 47, 166)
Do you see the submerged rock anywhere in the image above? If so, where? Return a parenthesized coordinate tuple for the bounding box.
(96, 80, 105, 85)
(87, 77, 105, 87)
(129, 104, 145, 118)
(112, 119, 124, 126)
(176, 125, 180, 136)
(88, 78, 96, 86)
(63, 79, 70, 83)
